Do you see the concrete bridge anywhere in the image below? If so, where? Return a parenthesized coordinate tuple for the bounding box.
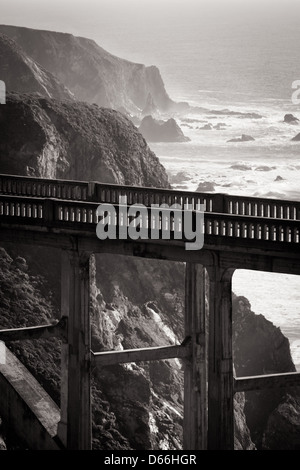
(0, 173, 300, 450)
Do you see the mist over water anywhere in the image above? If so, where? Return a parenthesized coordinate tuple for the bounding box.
(1, 0, 300, 369)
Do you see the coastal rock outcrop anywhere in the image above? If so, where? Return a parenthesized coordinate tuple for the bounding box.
(284, 114, 299, 124)
(0, 25, 176, 114)
(291, 133, 300, 141)
(227, 134, 255, 142)
(139, 116, 190, 142)
(196, 181, 215, 192)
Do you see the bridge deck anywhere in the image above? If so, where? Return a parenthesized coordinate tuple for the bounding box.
(0, 174, 299, 274)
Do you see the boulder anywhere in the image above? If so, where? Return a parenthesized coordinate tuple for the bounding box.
(139, 116, 190, 142)
(284, 114, 299, 124)
(196, 181, 215, 192)
(227, 134, 255, 142)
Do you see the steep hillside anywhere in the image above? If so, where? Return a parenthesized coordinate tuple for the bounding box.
(0, 33, 73, 100)
(0, 25, 177, 114)
(0, 93, 169, 187)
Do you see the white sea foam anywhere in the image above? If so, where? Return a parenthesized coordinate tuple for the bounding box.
(151, 102, 300, 370)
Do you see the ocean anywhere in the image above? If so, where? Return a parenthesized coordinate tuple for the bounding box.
(2, 0, 300, 369)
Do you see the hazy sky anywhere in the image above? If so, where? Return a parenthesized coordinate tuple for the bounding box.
(1, 0, 299, 35)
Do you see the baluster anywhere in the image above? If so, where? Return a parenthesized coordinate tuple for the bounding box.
(270, 225, 276, 241)
(37, 204, 42, 218)
(254, 224, 260, 239)
(205, 219, 210, 235)
(235, 201, 239, 215)
(270, 204, 275, 218)
(63, 207, 69, 221)
(293, 227, 298, 243)
(57, 206, 62, 221)
(257, 203, 262, 217)
(9, 202, 15, 216)
(263, 224, 269, 240)
(233, 222, 239, 237)
(212, 220, 218, 235)
(93, 209, 98, 224)
(246, 223, 252, 238)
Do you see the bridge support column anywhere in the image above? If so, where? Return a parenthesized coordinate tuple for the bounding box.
(184, 263, 208, 449)
(207, 265, 234, 450)
(58, 250, 92, 450)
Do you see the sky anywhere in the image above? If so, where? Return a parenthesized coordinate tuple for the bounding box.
(1, 0, 300, 34)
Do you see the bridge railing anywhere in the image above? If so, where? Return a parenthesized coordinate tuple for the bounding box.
(1, 195, 299, 245)
(0, 174, 89, 201)
(1, 174, 299, 220)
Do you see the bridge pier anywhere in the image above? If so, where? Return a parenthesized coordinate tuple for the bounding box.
(184, 263, 208, 449)
(207, 265, 235, 450)
(58, 250, 92, 450)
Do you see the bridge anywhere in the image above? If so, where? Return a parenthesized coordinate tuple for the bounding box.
(0, 173, 300, 450)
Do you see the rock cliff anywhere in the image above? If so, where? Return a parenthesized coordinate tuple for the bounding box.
(233, 295, 300, 449)
(0, 25, 176, 114)
(0, 93, 169, 188)
(139, 116, 190, 143)
(0, 33, 73, 100)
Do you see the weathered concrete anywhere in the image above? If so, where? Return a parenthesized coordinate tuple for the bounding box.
(0, 346, 62, 450)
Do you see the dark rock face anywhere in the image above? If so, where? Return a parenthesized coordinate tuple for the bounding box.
(0, 93, 169, 188)
(139, 116, 190, 142)
(199, 123, 213, 130)
(0, 33, 73, 100)
(234, 392, 256, 450)
(262, 394, 300, 450)
(227, 134, 255, 142)
(0, 247, 61, 406)
(196, 181, 215, 192)
(291, 133, 300, 141)
(233, 295, 299, 449)
(284, 113, 299, 124)
(0, 25, 175, 114)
